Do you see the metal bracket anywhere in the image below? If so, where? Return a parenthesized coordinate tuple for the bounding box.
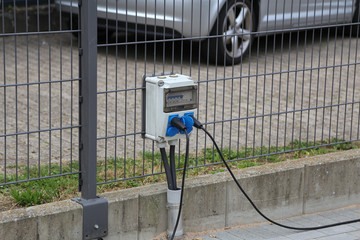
(72, 196, 108, 240)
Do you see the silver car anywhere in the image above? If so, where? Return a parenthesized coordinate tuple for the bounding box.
(57, 0, 359, 64)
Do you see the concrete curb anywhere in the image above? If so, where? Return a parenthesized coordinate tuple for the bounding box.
(1, 149, 360, 239)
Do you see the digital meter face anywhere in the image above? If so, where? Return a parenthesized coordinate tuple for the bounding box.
(164, 86, 198, 113)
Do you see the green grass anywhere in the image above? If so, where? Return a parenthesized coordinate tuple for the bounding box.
(0, 138, 358, 208)
(0, 163, 80, 207)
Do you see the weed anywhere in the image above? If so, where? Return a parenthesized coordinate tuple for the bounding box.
(0, 139, 358, 208)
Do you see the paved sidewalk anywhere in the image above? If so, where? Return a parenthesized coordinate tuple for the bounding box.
(196, 206, 360, 240)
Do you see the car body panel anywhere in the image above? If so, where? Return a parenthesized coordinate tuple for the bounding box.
(58, 0, 225, 38)
(258, 0, 356, 31)
(56, 0, 357, 37)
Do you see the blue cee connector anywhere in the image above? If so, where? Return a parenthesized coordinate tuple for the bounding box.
(166, 113, 195, 137)
(180, 113, 194, 134)
(166, 114, 180, 137)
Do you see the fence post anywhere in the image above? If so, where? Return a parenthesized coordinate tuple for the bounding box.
(72, 0, 108, 239)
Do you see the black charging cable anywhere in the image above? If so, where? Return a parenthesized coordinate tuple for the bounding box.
(189, 115, 360, 231)
(169, 145, 178, 190)
(160, 148, 175, 190)
(168, 117, 190, 240)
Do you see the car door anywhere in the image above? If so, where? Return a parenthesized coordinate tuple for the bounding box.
(326, 0, 356, 23)
(258, 0, 355, 31)
(296, 0, 355, 26)
(258, 0, 308, 31)
(293, 0, 329, 27)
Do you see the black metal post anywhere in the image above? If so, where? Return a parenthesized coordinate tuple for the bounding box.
(73, 0, 108, 239)
(79, 0, 97, 201)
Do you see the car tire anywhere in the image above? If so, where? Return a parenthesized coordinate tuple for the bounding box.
(348, 0, 360, 36)
(204, 0, 257, 65)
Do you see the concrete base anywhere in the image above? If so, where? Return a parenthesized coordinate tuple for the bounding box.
(1, 149, 360, 240)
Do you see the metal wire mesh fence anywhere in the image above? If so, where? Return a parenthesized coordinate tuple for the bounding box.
(93, 0, 360, 185)
(0, 0, 80, 185)
(0, 0, 359, 189)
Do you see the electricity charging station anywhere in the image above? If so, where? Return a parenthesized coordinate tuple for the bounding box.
(141, 73, 360, 240)
(143, 74, 197, 143)
(142, 74, 198, 238)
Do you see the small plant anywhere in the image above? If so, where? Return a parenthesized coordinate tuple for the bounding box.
(0, 139, 358, 208)
(9, 178, 63, 207)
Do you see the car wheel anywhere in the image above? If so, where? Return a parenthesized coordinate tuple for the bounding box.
(205, 0, 256, 65)
(348, 0, 360, 36)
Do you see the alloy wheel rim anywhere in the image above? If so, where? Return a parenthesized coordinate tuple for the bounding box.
(223, 2, 252, 59)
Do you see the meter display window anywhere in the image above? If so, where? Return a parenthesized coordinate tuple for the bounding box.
(164, 86, 198, 113)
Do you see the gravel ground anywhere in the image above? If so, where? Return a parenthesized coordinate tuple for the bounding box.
(1, 28, 359, 176)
